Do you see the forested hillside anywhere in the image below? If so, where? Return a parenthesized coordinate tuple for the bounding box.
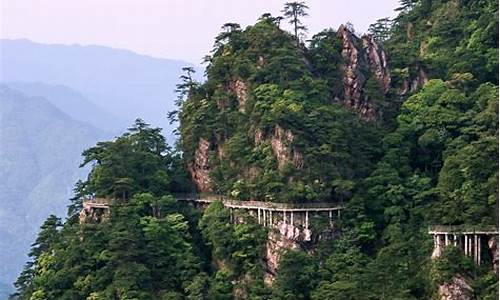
(11, 0, 498, 299)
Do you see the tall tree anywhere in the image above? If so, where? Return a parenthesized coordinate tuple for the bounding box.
(282, 1, 309, 41)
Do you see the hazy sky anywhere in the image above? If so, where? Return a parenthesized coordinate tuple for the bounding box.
(1, 0, 400, 64)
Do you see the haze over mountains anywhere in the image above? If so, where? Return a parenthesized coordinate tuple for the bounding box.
(1, 38, 201, 138)
(0, 39, 199, 295)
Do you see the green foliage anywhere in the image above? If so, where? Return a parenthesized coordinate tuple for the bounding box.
(272, 250, 317, 300)
(79, 118, 192, 201)
(199, 202, 269, 298)
(386, 0, 498, 85)
(431, 246, 474, 284)
(13, 192, 205, 299)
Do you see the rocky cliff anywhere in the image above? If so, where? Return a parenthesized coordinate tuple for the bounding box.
(188, 138, 213, 192)
(183, 22, 387, 194)
(336, 25, 391, 120)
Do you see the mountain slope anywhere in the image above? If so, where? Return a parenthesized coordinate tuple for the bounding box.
(4, 82, 125, 132)
(0, 39, 201, 140)
(0, 85, 109, 293)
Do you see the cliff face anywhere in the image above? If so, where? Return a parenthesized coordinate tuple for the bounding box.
(264, 216, 333, 283)
(229, 78, 249, 112)
(188, 138, 212, 192)
(362, 34, 391, 93)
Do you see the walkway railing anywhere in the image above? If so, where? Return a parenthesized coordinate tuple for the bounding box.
(82, 193, 344, 211)
(428, 225, 498, 234)
(173, 193, 344, 211)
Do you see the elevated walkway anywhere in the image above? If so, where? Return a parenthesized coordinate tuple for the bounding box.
(428, 225, 499, 265)
(81, 194, 344, 232)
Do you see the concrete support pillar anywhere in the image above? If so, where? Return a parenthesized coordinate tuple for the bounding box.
(465, 235, 469, 256)
(474, 234, 478, 264)
(329, 210, 333, 227)
(270, 210, 273, 227)
(453, 235, 458, 246)
(467, 235, 472, 256)
(291, 212, 294, 226)
(478, 235, 481, 265)
(263, 209, 266, 227)
(283, 211, 286, 224)
(445, 234, 449, 246)
(258, 208, 261, 225)
(337, 209, 341, 218)
(305, 211, 309, 229)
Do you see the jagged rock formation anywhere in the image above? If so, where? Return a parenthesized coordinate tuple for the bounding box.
(336, 25, 391, 120)
(337, 25, 371, 118)
(362, 34, 391, 93)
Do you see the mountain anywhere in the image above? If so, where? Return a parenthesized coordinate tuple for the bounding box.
(0, 85, 109, 295)
(4, 82, 125, 132)
(7, 0, 499, 299)
(0, 39, 202, 141)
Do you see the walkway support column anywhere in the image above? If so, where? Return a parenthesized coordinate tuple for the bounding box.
(305, 211, 309, 229)
(465, 235, 469, 256)
(474, 234, 478, 264)
(478, 235, 481, 265)
(258, 208, 261, 225)
(291, 212, 294, 226)
(467, 234, 472, 256)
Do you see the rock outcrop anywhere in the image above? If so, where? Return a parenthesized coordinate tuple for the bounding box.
(336, 25, 391, 120)
(79, 203, 110, 224)
(488, 236, 499, 276)
(188, 138, 212, 192)
(362, 34, 391, 93)
(437, 275, 473, 300)
(254, 125, 303, 170)
(399, 64, 429, 95)
(228, 78, 249, 112)
(264, 221, 315, 284)
(270, 125, 303, 170)
(337, 25, 370, 117)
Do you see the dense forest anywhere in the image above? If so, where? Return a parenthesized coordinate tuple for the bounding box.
(12, 0, 498, 299)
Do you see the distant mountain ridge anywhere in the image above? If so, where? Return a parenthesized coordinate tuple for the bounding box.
(4, 82, 125, 132)
(0, 38, 202, 140)
(0, 85, 111, 294)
